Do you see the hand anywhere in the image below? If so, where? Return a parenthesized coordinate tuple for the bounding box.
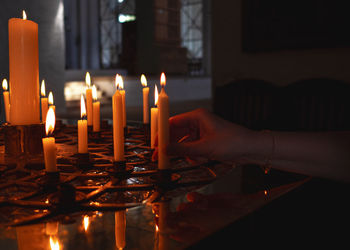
(162, 108, 258, 164)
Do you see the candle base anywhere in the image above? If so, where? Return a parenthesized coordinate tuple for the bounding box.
(39, 171, 60, 191)
(106, 161, 133, 180)
(143, 123, 150, 146)
(3, 123, 44, 157)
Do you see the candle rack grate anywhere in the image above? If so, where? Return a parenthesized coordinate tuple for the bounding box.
(0, 121, 233, 227)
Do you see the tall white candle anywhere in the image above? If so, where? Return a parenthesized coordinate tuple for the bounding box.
(141, 74, 149, 124)
(151, 85, 159, 149)
(42, 107, 57, 172)
(2, 79, 10, 123)
(85, 72, 93, 126)
(113, 75, 125, 161)
(158, 73, 170, 169)
(92, 85, 100, 132)
(78, 94, 88, 153)
(9, 11, 40, 125)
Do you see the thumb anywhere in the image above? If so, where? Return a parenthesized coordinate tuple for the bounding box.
(167, 140, 208, 158)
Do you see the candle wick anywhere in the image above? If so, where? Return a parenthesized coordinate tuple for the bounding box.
(82, 115, 87, 120)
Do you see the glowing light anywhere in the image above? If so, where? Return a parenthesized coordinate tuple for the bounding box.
(118, 14, 136, 23)
(45, 107, 56, 136)
(49, 236, 60, 250)
(80, 94, 86, 118)
(141, 74, 147, 87)
(41, 80, 46, 96)
(22, 10, 27, 20)
(160, 72, 166, 87)
(155, 224, 159, 232)
(154, 85, 158, 106)
(119, 75, 124, 90)
(85, 72, 91, 87)
(83, 216, 90, 232)
(48, 91, 54, 105)
(92, 85, 97, 101)
(2, 79, 8, 91)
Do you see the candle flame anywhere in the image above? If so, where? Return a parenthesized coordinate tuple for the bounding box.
(41, 80, 46, 96)
(22, 10, 27, 20)
(80, 94, 86, 118)
(2, 79, 8, 91)
(160, 72, 166, 87)
(154, 85, 158, 106)
(85, 72, 91, 87)
(115, 74, 119, 88)
(49, 236, 60, 250)
(45, 107, 56, 136)
(119, 75, 124, 90)
(92, 85, 97, 101)
(141, 74, 147, 87)
(48, 91, 54, 105)
(83, 216, 90, 232)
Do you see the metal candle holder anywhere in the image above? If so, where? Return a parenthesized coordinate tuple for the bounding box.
(3, 123, 44, 157)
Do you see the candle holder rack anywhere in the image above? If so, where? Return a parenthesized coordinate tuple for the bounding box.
(2, 123, 44, 157)
(0, 120, 233, 227)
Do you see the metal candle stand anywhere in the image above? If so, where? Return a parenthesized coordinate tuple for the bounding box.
(0, 121, 226, 226)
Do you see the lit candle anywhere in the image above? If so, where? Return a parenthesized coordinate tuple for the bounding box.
(42, 107, 57, 172)
(48, 91, 55, 114)
(113, 75, 125, 161)
(9, 11, 40, 125)
(158, 73, 170, 169)
(2, 79, 10, 123)
(40, 80, 48, 123)
(78, 94, 88, 153)
(141, 74, 149, 124)
(85, 72, 93, 127)
(118, 75, 127, 128)
(151, 85, 159, 149)
(92, 85, 100, 132)
(115, 211, 126, 250)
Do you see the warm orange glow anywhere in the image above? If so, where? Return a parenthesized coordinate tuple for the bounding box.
(22, 10, 27, 20)
(80, 94, 86, 118)
(92, 85, 97, 101)
(160, 72, 166, 87)
(85, 72, 91, 87)
(2, 79, 8, 91)
(45, 107, 56, 136)
(141, 74, 147, 87)
(154, 85, 158, 106)
(41, 80, 46, 96)
(48, 91, 54, 105)
(264, 190, 268, 196)
(83, 216, 90, 232)
(155, 224, 159, 232)
(49, 236, 60, 250)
